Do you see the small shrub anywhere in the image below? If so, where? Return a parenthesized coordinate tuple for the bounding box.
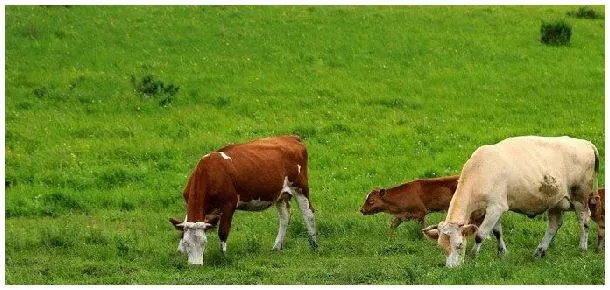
(540, 20, 572, 46)
(131, 74, 179, 106)
(568, 6, 603, 19)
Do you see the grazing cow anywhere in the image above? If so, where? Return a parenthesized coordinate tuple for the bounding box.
(422, 136, 599, 267)
(169, 135, 317, 264)
(359, 175, 486, 233)
(589, 188, 605, 252)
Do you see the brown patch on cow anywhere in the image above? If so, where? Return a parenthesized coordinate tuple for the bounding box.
(539, 174, 559, 196)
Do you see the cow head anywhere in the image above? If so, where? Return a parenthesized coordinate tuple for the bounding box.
(422, 221, 478, 268)
(360, 188, 387, 215)
(169, 217, 213, 265)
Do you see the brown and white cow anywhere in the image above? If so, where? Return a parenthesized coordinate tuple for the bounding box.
(169, 135, 317, 264)
(589, 188, 605, 252)
(422, 136, 599, 267)
(360, 175, 486, 234)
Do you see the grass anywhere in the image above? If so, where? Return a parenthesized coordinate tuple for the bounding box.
(4, 5, 605, 284)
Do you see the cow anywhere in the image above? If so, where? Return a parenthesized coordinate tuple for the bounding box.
(422, 136, 599, 267)
(168, 135, 317, 265)
(589, 188, 605, 252)
(359, 175, 486, 235)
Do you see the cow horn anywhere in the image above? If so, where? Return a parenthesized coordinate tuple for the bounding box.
(169, 217, 185, 230)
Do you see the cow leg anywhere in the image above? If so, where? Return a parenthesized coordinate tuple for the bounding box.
(493, 220, 507, 256)
(597, 221, 605, 252)
(272, 196, 291, 250)
(471, 207, 505, 256)
(388, 217, 402, 236)
(417, 216, 426, 230)
(293, 188, 317, 249)
(218, 205, 236, 255)
(573, 200, 590, 251)
(533, 207, 563, 258)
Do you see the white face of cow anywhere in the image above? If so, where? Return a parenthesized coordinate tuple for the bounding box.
(422, 222, 477, 268)
(177, 222, 212, 265)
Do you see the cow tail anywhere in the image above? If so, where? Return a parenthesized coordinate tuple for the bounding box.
(591, 143, 600, 200)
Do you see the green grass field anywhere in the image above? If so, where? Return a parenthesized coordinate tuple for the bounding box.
(4, 5, 605, 284)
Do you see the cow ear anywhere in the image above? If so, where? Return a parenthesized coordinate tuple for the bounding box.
(422, 224, 439, 240)
(379, 188, 386, 197)
(460, 224, 478, 237)
(203, 222, 214, 231)
(169, 217, 184, 230)
(205, 215, 221, 227)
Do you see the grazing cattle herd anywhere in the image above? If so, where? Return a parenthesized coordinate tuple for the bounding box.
(170, 135, 604, 267)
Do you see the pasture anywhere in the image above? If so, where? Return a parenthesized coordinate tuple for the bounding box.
(4, 5, 605, 284)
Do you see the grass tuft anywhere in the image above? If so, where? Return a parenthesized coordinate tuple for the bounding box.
(131, 74, 180, 107)
(568, 6, 604, 19)
(540, 20, 572, 46)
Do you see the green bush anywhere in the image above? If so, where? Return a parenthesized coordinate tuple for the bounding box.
(540, 20, 572, 46)
(568, 6, 603, 19)
(131, 74, 179, 106)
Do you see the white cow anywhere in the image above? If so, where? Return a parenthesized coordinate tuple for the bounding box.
(422, 136, 599, 267)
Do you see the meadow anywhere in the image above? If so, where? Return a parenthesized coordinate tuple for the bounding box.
(4, 5, 605, 284)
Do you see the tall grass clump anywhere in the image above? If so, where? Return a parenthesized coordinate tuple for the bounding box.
(568, 6, 604, 19)
(131, 74, 180, 107)
(540, 20, 572, 46)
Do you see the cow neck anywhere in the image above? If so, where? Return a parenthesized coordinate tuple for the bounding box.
(186, 160, 208, 222)
(187, 201, 205, 222)
(380, 186, 407, 212)
(444, 184, 471, 225)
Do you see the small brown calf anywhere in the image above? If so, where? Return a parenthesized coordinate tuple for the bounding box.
(360, 175, 484, 234)
(589, 188, 605, 252)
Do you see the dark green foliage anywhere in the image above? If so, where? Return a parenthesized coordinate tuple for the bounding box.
(131, 74, 180, 106)
(568, 6, 604, 19)
(540, 20, 572, 46)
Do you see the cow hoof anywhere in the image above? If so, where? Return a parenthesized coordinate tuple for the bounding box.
(271, 244, 283, 251)
(533, 248, 546, 258)
(309, 240, 318, 250)
(497, 249, 508, 257)
(470, 245, 481, 257)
